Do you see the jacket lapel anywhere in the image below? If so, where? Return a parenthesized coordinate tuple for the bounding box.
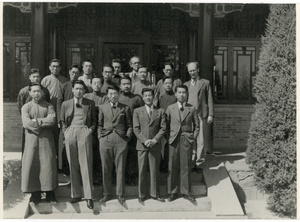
(172, 105, 181, 122)
(197, 79, 205, 91)
(149, 108, 158, 126)
(112, 103, 124, 122)
(181, 105, 191, 122)
(105, 103, 114, 121)
(142, 106, 150, 123)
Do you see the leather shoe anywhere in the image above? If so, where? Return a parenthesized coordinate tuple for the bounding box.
(183, 194, 195, 202)
(168, 194, 177, 202)
(69, 197, 82, 203)
(99, 195, 111, 203)
(117, 195, 125, 204)
(138, 197, 145, 203)
(86, 199, 94, 209)
(151, 196, 165, 202)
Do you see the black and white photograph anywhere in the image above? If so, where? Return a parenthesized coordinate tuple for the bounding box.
(2, 1, 297, 220)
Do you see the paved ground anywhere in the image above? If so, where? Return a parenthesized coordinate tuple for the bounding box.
(3, 152, 291, 220)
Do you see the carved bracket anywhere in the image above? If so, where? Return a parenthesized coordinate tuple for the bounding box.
(170, 3, 244, 18)
(3, 2, 77, 13)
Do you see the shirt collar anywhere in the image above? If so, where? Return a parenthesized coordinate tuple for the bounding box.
(110, 102, 118, 107)
(177, 101, 186, 109)
(74, 97, 83, 104)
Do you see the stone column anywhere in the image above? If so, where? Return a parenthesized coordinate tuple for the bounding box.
(31, 3, 48, 77)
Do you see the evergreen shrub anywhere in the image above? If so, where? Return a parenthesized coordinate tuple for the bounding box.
(246, 4, 296, 217)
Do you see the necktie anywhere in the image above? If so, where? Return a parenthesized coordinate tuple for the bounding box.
(112, 104, 116, 116)
(180, 105, 184, 111)
(149, 109, 152, 119)
(76, 100, 81, 108)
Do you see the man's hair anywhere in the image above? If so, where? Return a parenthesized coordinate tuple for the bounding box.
(137, 65, 147, 72)
(129, 56, 140, 65)
(106, 84, 120, 93)
(102, 64, 113, 71)
(29, 68, 40, 76)
(72, 79, 87, 89)
(175, 85, 188, 93)
(142, 88, 154, 96)
(49, 59, 61, 66)
(120, 75, 132, 83)
(91, 75, 103, 85)
(163, 76, 173, 83)
(112, 58, 121, 64)
(69, 64, 80, 71)
(164, 62, 174, 70)
(28, 82, 41, 91)
(82, 59, 93, 66)
(186, 61, 199, 69)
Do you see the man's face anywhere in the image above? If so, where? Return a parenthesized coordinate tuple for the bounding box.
(163, 65, 174, 77)
(187, 63, 199, 80)
(69, 68, 80, 82)
(163, 78, 173, 92)
(112, 62, 121, 75)
(92, 78, 102, 92)
(120, 79, 132, 93)
(102, 67, 113, 81)
(137, 67, 147, 81)
(175, 87, 187, 103)
(82, 62, 93, 75)
(29, 72, 41, 83)
(143, 91, 153, 106)
(49, 62, 61, 76)
(29, 85, 42, 101)
(107, 89, 119, 104)
(130, 57, 140, 71)
(72, 83, 85, 99)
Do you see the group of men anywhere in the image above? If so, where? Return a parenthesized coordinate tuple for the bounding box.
(17, 56, 213, 210)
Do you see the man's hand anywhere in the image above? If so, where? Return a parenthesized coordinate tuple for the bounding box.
(207, 116, 213, 124)
(144, 139, 151, 147)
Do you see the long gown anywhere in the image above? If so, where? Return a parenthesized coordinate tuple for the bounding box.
(21, 100, 58, 193)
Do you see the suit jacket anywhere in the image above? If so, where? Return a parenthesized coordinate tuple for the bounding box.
(165, 103, 200, 145)
(184, 78, 213, 118)
(133, 106, 166, 151)
(98, 102, 133, 139)
(57, 81, 73, 123)
(60, 97, 96, 134)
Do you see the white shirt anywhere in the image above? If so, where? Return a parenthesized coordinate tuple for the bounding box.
(145, 104, 154, 117)
(110, 102, 118, 108)
(177, 101, 186, 110)
(74, 97, 83, 105)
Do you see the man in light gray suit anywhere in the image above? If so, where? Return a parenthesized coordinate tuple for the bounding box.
(133, 88, 166, 203)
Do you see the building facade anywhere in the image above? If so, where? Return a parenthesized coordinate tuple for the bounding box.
(3, 3, 269, 152)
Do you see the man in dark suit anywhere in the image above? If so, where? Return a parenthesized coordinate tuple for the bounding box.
(165, 85, 200, 202)
(57, 64, 81, 175)
(98, 85, 133, 204)
(133, 88, 166, 203)
(60, 80, 96, 209)
(184, 62, 213, 170)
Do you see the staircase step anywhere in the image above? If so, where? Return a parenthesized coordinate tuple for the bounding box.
(56, 172, 207, 197)
(29, 196, 212, 214)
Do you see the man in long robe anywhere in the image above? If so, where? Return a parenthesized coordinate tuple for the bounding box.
(41, 59, 68, 156)
(17, 68, 50, 156)
(21, 82, 58, 205)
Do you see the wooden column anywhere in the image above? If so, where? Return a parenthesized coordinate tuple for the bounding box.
(198, 4, 214, 82)
(31, 3, 48, 77)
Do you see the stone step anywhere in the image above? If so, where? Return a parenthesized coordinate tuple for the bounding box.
(29, 196, 212, 214)
(56, 171, 207, 197)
